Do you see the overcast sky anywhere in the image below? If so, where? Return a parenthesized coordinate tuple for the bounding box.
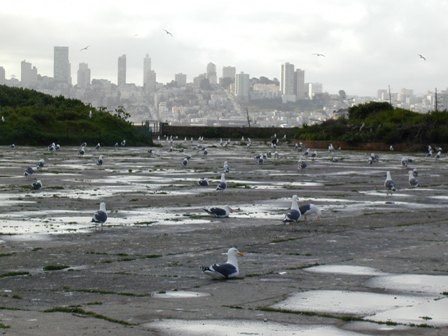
(1, 0, 447, 96)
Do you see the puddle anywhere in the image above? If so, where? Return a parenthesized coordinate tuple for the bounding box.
(367, 274, 448, 295)
(271, 290, 432, 315)
(306, 265, 387, 276)
(146, 319, 367, 336)
(369, 298, 448, 327)
(152, 291, 210, 298)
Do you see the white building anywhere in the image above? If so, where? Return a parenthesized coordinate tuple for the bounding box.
(234, 72, 250, 100)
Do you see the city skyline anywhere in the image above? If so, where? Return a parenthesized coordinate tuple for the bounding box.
(1, 0, 448, 96)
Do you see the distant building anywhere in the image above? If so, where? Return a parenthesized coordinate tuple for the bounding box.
(222, 66, 236, 80)
(281, 62, 296, 102)
(143, 54, 152, 88)
(234, 72, 250, 100)
(54, 46, 71, 85)
(295, 68, 306, 100)
(206, 62, 217, 85)
(307, 82, 323, 99)
(21, 60, 38, 87)
(0, 66, 5, 84)
(77, 63, 91, 89)
(174, 73, 187, 87)
(118, 54, 126, 86)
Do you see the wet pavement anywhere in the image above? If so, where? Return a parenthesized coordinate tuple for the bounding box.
(0, 140, 447, 335)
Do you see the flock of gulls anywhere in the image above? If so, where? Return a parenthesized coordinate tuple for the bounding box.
(11, 131, 441, 280)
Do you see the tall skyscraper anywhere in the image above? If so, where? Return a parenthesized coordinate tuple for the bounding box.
(206, 62, 217, 85)
(77, 63, 91, 89)
(234, 72, 250, 100)
(0, 66, 5, 84)
(143, 54, 152, 88)
(295, 69, 306, 100)
(54, 46, 71, 85)
(222, 66, 236, 80)
(118, 54, 126, 86)
(175, 73, 187, 87)
(21, 60, 38, 87)
(281, 63, 295, 95)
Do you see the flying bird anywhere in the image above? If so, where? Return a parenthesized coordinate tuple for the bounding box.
(162, 29, 173, 37)
(418, 54, 426, 61)
(201, 247, 245, 279)
(313, 53, 325, 57)
(80, 45, 90, 51)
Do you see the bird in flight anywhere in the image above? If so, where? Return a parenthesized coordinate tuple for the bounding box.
(80, 45, 90, 51)
(162, 29, 173, 37)
(418, 54, 426, 61)
(313, 53, 325, 57)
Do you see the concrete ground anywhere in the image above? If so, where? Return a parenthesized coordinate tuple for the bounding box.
(0, 141, 447, 335)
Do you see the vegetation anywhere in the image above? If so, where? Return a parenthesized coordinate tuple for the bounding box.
(0, 85, 152, 146)
(296, 101, 448, 145)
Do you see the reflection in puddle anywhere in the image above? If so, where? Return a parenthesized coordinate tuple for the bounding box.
(271, 290, 431, 315)
(146, 319, 366, 336)
(367, 274, 448, 295)
(306, 265, 387, 276)
(152, 291, 210, 298)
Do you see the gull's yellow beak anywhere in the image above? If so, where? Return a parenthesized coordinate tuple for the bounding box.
(238, 252, 245, 257)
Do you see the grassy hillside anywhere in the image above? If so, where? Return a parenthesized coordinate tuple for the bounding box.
(297, 102, 448, 145)
(0, 85, 152, 146)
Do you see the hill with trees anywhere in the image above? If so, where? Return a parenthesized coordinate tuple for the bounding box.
(297, 102, 448, 146)
(0, 85, 152, 146)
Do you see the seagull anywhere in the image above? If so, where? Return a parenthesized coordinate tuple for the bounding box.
(384, 171, 396, 195)
(313, 53, 325, 57)
(24, 166, 34, 177)
(203, 205, 232, 218)
(1, 116, 4, 122)
(32, 179, 42, 190)
(283, 195, 302, 223)
(36, 159, 45, 169)
(299, 203, 322, 222)
(418, 54, 426, 61)
(197, 177, 209, 187)
(80, 45, 90, 51)
(182, 157, 189, 168)
(298, 160, 307, 170)
(91, 202, 108, 231)
(223, 161, 230, 173)
(216, 173, 227, 191)
(162, 28, 173, 37)
(201, 247, 245, 279)
(408, 170, 419, 187)
(97, 155, 103, 166)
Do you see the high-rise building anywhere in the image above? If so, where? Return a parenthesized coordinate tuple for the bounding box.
(54, 46, 71, 85)
(143, 54, 152, 88)
(222, 66, 236, 80)
(118, 54, 126, 86)
(235, 72, 250, 100)
(0, 66, 5, 84)
(295, 69, 306, 100)
(145, 70, 157, 92)
(281, 62, 296, 102)
(77, 63, 91, 89)
(307, 82, 323, 99)
(21, 60, 38, 87)
(175, 73, 187, 87)
(206, 62, 217, 85)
